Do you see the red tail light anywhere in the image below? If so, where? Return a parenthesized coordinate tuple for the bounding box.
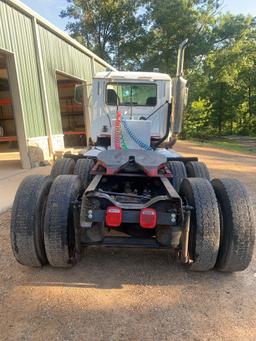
(140, 208, 157, 229)
(106, 206, 122, 227)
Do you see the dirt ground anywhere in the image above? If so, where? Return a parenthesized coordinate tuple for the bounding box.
(0, 141, 256, 341)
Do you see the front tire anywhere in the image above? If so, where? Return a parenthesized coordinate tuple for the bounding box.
(50, 158, 75, 178)
(212, 179, 255, 272)
(74, 159, 94, 191)
(186, 161, 210, 180)
(180, 178, 220, 271)
(167, 161, 187, 192)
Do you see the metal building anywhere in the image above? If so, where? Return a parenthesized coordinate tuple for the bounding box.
(0, 0, 114, 168)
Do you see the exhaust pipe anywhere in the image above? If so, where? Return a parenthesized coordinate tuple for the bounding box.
(169, 39, 189, 146)
(176, 39, 188, 77)
(154, 40, 188, 149)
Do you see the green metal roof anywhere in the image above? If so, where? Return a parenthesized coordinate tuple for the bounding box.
(3, 0, 115, 71)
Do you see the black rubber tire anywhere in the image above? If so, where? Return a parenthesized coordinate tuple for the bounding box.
(74, 159, 94, 191)
(50, 158, 75, 178)
(212, 179, 255, 272)
(44, 175, 81, 268)
(11, 175, 52, 267)
(167, 161, 187, 192)
(180, 178, 220, 271)
(186, 161, 210, 180)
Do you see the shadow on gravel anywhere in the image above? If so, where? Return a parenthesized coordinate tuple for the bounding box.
(21, 248, 238, 290)
(3, 249, 255, 341)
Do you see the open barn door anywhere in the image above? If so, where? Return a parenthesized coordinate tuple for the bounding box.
(56, 73, 89, 149)
(0, 51, 29, 170)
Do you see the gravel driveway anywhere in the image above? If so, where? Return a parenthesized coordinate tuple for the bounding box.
(0, 141, 256, 341)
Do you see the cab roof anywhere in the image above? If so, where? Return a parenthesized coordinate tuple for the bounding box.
(94, 71, 171, 81)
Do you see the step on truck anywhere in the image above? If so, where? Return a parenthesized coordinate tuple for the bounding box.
(11, 40, 255, 272)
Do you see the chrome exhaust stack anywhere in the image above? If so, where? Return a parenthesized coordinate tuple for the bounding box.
(170, 39, 189, 144)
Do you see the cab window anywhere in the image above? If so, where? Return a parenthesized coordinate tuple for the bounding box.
(106, 83, 157, 107)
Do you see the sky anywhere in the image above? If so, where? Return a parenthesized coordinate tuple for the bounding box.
(22, 0, 69, 30)
(21, 0, 256, 32)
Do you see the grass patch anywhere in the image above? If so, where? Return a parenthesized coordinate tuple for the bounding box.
(189, 138, 256, 155)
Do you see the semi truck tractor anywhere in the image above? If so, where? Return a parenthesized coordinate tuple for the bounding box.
(11, 41, 255, 272)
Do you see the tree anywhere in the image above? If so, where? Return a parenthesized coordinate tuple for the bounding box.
(61, 1, 256, 137)
(186, 13, 256, 137)
(140, 0, 222, 73)
(60, 0, 146, 69)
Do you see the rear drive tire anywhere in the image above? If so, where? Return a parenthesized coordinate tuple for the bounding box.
(212, 179, 255, 272)
(11, 175, 52, 267)
(167, 161, 187, 192)
(180, 178, 220, 271)
(44, 175, 81, 267)
(50, 158, 75, 178)
(74, 159, 94, 191)
(186, 161, 210, 180)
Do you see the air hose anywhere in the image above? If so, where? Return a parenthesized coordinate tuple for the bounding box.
(115, 112, 152, 151)
(121, 116, 152, 151)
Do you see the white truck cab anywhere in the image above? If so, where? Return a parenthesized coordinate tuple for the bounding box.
(91, 71, 172, 144)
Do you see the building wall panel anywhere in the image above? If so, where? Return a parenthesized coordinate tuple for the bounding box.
(0, 0, 113, 164)
(0, 2, 45, 138)
(94, 61, 107, 75)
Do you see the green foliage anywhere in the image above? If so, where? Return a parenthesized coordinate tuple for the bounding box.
(184, 98, 214, 138)
(61, 0, 256, 137)
(60, 0, 146, 69)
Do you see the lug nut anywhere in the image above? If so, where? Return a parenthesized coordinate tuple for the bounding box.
(171, 213, 176, 224)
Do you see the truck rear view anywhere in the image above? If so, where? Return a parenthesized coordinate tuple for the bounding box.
(10, 41, 255, 272)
